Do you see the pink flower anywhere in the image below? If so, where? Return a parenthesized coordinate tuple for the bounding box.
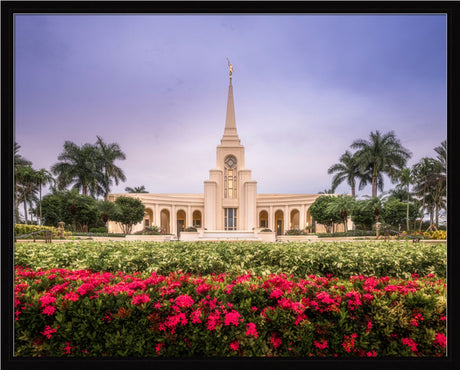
(195, 283, 212, 294)
(402, 337, 418, 352)
(245, 323, 259, 338)
(269, 288, 284, 299)
(62, 342, 72, 354)
(314, 339, 328, 350)
(131, 294, 151, 306)
(271, 333, 282, 349)
(175, 294, 194, 308)
(224, 310, 242, 326)
(39, 294, 56, 307)
(42, 305, 56, 316)
(366, 350, 378, 357)
(207, 310, 221, 331)
(62, 291, 79, 302)
(41, 325, 57, 339)
(191, 308, 202, 324)
(155, 342, 165, 354)
(229, 340, 239, 351)
(440, 315, 447, 322)
(251, 306, 258, 312)
(433, 333, 446, 348)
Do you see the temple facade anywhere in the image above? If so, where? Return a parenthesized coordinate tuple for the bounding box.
(108, 69, 340, 240)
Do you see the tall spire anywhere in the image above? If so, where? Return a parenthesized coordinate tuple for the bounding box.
(221, 59, 240, 145)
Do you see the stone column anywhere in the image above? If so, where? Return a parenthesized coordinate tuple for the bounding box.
(269, 205, 273, 231)
(187, 205, 192, 228)
(172, 205, 177, 236)
(284, 205, 289, 233)
(300, 204, 306, 229)
(155, 204, 160, 228)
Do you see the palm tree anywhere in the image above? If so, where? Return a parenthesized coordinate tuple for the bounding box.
(16, 166, 39, 224)
(433, 140, 447, 227)
(326, 195, 356, 232)
(95, 136, 127, 200)
(97, 199, 118, 232)
(125, 185, 148, 193)
(351, 131, 412, 198)
(412, 157, 443, 230)
(327, 150, 369, 197)
(395, 167, 412, 231)
(51, 141, 104, 197)
(35, 168, 55, 226)
(14, 142, 32, 223)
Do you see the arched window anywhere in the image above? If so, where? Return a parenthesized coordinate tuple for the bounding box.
(259, 210, 268, 228)
(224, 155, 237, 199)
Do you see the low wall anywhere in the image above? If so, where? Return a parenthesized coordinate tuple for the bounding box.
(125, 235, 172, 242)
(179, 232, 199, 241)
(255, 232, 276, 242)
(277, 235, 319, 242)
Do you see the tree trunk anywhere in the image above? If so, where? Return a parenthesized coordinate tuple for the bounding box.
(83, 184, 88, 196)
(39, 184, 42, 226)
(14, 184, 19, 224)
(23, 196, 28, 224)
(372, 176, 377, 198)
(351, 185, 355, 198)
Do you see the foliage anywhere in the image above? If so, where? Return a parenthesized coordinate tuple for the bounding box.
(14, 266, 446, 357)
(309, 196, 342, 232)
(423, 230, 446, 240)
(260, 229, 272, 232)
(184, 227, 198, 232)
(285, 229, 307, 235)
(40, 190, 101, 232)
(14, 224, 71, 238)
(326, 195, 356, 232)
(111, 196, 145, 234)
(125, 185, 148, 193)
(351, 130, 411, 197)
(327, 150, 369, 197)
(14, 241, 446, 279)
(317, 230, 377, 238)
(134, 226, 162, 235)
(381, 199, 420, 229)
(89, 227, 107, 233)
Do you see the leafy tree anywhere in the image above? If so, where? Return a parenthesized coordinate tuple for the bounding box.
(327, 151, 369, 197)
(353, 194, 388, 230)
(381, 198, 420, 230)
(111, 196, 145, 234)
(125, 185, 148, 193)
(51, 141, 104, 197)
(394, 167, 413, 231)
(309, 196, 342, 233)
(351, 130, 412, 197)
(95, 136, 127, 200)
(326, 195, 356, 232)
(40, 190, 101, 231)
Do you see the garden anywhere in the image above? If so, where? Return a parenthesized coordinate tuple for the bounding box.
(14, 241, 447, 358)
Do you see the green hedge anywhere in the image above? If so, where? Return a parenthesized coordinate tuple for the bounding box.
(14, 266, 446, 357)
(14, 241, 447, 279)
(15, 224, 72, 238)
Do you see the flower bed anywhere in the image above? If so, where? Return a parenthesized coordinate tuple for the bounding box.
(14, 267, 446, 357)
(14, 241, 447, 279)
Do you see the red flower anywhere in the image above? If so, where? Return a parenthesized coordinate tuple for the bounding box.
(314, 339, 328, 350)
(229, 340, 239, 351)
(155, 342, 165, 354)
(41, 325, 58, 339)
(433, 333, 446, 348)
(131, 294, 151, 306)
(175, 294, 194, 308)
(271, 333, 282, 349)
(42, 305, 56, 316)
(402, 337, 418, 352)
(245, 323, 259, 338)
(224, 310, 242, 326)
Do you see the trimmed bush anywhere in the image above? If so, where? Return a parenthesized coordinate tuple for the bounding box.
(14, 241, 447, 279)
(15, 224, 71, 238)
(14, 267, 446, 357)
(89, 227, 106, 234)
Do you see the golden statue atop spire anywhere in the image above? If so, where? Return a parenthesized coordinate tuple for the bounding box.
(227, 58, 233, 79)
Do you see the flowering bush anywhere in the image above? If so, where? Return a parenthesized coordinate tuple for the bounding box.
(14, 224, 72, 238)
(285, 229, 307, 235)
(423, 230, 447, 240)
(14, 241, 447, 279)
(14, 267, 446, 357)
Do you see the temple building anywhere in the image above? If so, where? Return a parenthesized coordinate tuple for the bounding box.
(108, 65, 340, 241)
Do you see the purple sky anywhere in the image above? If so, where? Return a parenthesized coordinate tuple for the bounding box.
(15, 14, 447, 197)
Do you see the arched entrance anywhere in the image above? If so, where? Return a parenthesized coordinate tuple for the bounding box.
(306, 209, 312, 230)
(290, 209, 300, 230)
(144, 208, 153, 228)
(177, 210, 186, 236)
(160, 209, 170, 234)
(259, 210, 268, 228)
(193, 210, 202, 228)
(275, 210, 284, 236)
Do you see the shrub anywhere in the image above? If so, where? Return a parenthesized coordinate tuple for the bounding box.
(260, 229, 272, 232)
(184, 227, 197, 232)
(14, 224, 71, 239)
(89, 227, 106, 234)
(423, 230, 447, 240)
(14, 241, 447, 279)
(285, 229, 307, 235)
(14, 267, 446, 357)
(111, 196, 146, 234)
